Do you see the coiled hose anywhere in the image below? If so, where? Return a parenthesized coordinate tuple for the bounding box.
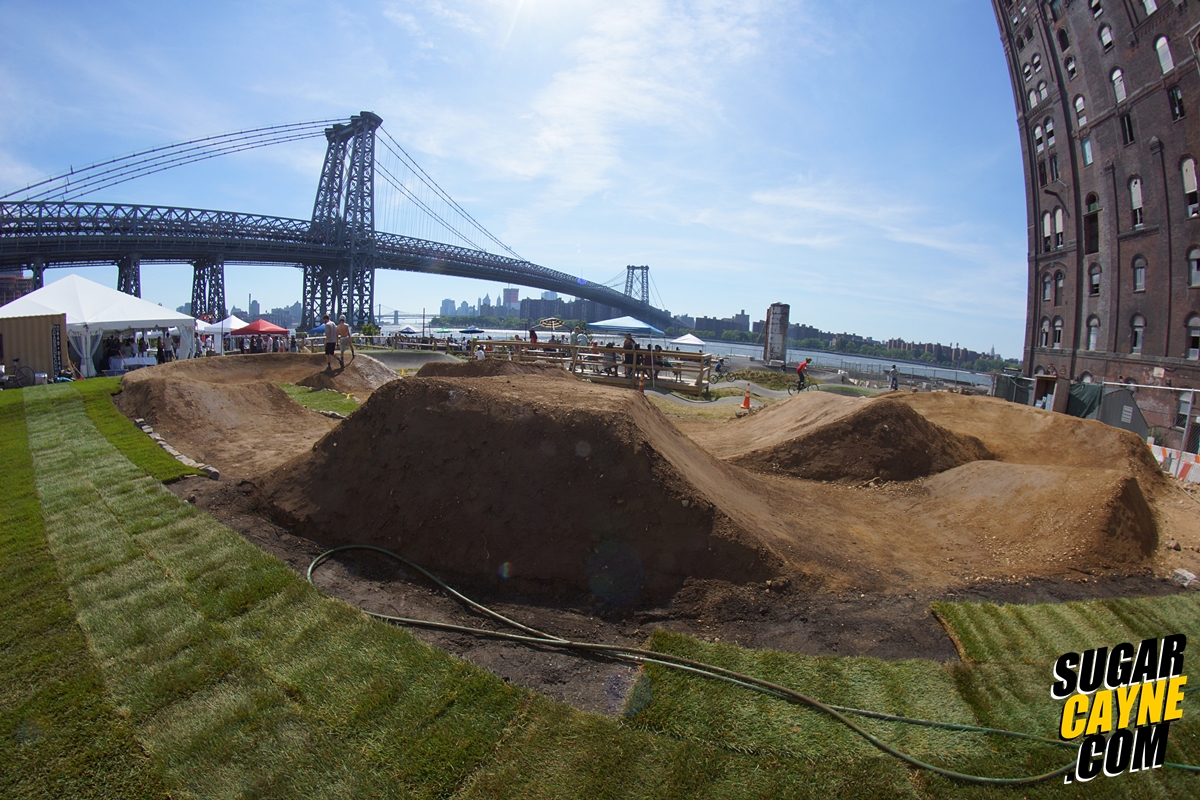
(306, 544, 1197, 785)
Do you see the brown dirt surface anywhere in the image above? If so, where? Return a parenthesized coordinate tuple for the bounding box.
(114, 353, 396, 479)
(416, 359, 574, 379)
(262, 375, 795, 601)
(723, 396, 993, 482)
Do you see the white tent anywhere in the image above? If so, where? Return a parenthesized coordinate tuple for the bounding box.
(0, 274, 197, 376)
(670, 333, 706, 349)
(196, 315, 249, 354)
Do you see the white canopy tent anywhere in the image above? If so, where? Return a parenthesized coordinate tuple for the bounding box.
(670, 333, 706, 349)
(196, 315, 249, 354)
(0, 274, 197, 376)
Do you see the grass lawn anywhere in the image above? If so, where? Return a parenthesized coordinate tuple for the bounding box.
(3, 380, 1198, 797)
(276, 382, 362, 416)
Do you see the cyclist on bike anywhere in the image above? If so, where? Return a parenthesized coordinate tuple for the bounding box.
(713, 357, 726, 378)
(796, 357, 812, 384)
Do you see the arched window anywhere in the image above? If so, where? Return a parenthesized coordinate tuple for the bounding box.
(1065, 56, 1077, 79)
(1034, 364, 1046, 375)
(1187, 315, 1200, 360)
(1023, 62, 1033, 80)
(1058, 30, 1070, 52)
(1038, 80, 1049, 101)
(1100, 25, 1114, 51)
(1054, 270, 1065, 303)
(1082, 137, 1094, 165)
(1131, 315, 1146, 354)
(1045, 118, 1055, 147)
(1087, 317, 1101, 351)
(1080, 372, 1095, 383)
(1034, 125, 1045, 153)
(1084, 193, 1100, 253)
(1075, 95, 1087, 125)
(1032, 53, 1043, 72)
(1133, 256, 1147, 291)
(1183, 158, 1198, 217)
(1028, 89, 1039, 109)
(1089, 263, 1102, 295)
(1189, 248, 1200, 286)
(1142, 0, 1159, 15)
(1170, 86, 1186, 120)
(1053, 318, 1064, 348)
(1156, 37, 1174, 73)
(1040, 318, 1051, 348)
(1130, 177, 1144, 227)
(1016, 35, 1025, 49)
(1054, 208, 1065, 249)
(1042, 212, 1053, 252)
(1090, 0, 1103, 17)
(1042, 272, 1053, 301)
(1112, 68, 1126, 103)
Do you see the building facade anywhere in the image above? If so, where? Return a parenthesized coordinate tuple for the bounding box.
(992, 0, 1200, 384)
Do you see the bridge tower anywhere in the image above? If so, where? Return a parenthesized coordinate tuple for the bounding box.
(190, 257, 227, 320)
(302, 111, 382, 330)
(624, 265, 650, 306)
(117, 254, 141, 297)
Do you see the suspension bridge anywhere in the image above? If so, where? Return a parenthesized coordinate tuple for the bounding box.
(0, 112, 674, 330)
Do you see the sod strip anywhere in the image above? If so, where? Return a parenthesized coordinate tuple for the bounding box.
(0, 388, 171, 800)
(22, 385, 523, 799)
(70, 377, 203, 483)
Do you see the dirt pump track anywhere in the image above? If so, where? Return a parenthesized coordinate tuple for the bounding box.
(120, 354, 1190, 606)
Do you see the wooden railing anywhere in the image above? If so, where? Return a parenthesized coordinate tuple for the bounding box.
(476, 340, 713, 395)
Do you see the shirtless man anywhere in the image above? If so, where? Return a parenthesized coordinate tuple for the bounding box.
(335, 315, 354, 367)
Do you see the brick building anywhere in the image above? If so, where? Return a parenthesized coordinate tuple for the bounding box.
(992, 0, 1200, 384)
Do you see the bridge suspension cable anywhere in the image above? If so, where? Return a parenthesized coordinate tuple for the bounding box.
(1, 119, 339, 202)
(375, 127, 524, 261)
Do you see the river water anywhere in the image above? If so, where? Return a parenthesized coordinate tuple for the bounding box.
(377, 317, 992, 387)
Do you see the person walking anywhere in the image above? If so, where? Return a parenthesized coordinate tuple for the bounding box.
(323, 314, 337, 370)
(336, 315, 354, 368)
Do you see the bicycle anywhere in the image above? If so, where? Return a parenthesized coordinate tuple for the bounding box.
(4, 358, 36, 389)
(787, 374, 818, 395)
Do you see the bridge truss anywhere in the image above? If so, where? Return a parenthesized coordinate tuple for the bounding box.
(0, 113, 674, 329)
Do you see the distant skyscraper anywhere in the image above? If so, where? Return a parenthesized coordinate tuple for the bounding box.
(503, 288, 519, 309)
(249, 298, 260, 319)
(541, 290, 558, 301)
(440, 298, 456, 316)
(992, 0, 1200, 384)
(458, 301, 470, 316)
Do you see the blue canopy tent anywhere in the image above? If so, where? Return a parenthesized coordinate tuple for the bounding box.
(308, 323, 327, 336)
(587, 316, 664, 336)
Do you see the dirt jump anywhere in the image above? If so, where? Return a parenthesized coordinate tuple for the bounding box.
(116, 353, 397, 479)
(119, 354, 1200, 609)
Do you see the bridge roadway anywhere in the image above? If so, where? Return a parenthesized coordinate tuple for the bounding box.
(0, 201, 673, 328)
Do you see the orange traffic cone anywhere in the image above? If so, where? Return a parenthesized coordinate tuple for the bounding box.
(639, 373, 645, 393)
(742, 382, 751, 409)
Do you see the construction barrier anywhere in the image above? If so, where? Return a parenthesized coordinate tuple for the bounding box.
(1147, 442, 1200, 483)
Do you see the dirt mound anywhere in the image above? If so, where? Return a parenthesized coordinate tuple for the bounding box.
(262, 376, 790, 601)
(688, 391, 864, 459)
(728, 398, 992, 482)
(416, 359, 574, 379)
(116, 374, 335, 478)
(121, 352, 398, 398)
(891, 392, 1168, 492)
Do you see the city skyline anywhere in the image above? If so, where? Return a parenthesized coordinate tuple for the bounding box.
(1, 1, 1028, 357)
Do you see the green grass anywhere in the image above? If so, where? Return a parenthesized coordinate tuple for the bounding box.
(8, 381, 1200, 797)
(276, 382, 362, 416)
(72, 377, 203, 482)
(0, 389, 171, 799)
(722, 369, 800, 391)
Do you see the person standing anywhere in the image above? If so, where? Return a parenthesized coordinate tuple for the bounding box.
(888, 365, 899, 391)
(323, 314, 337, 369)
(336, 315, 354, 368)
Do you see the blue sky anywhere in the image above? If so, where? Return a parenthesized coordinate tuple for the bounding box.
(0, 0, 1029, 356)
